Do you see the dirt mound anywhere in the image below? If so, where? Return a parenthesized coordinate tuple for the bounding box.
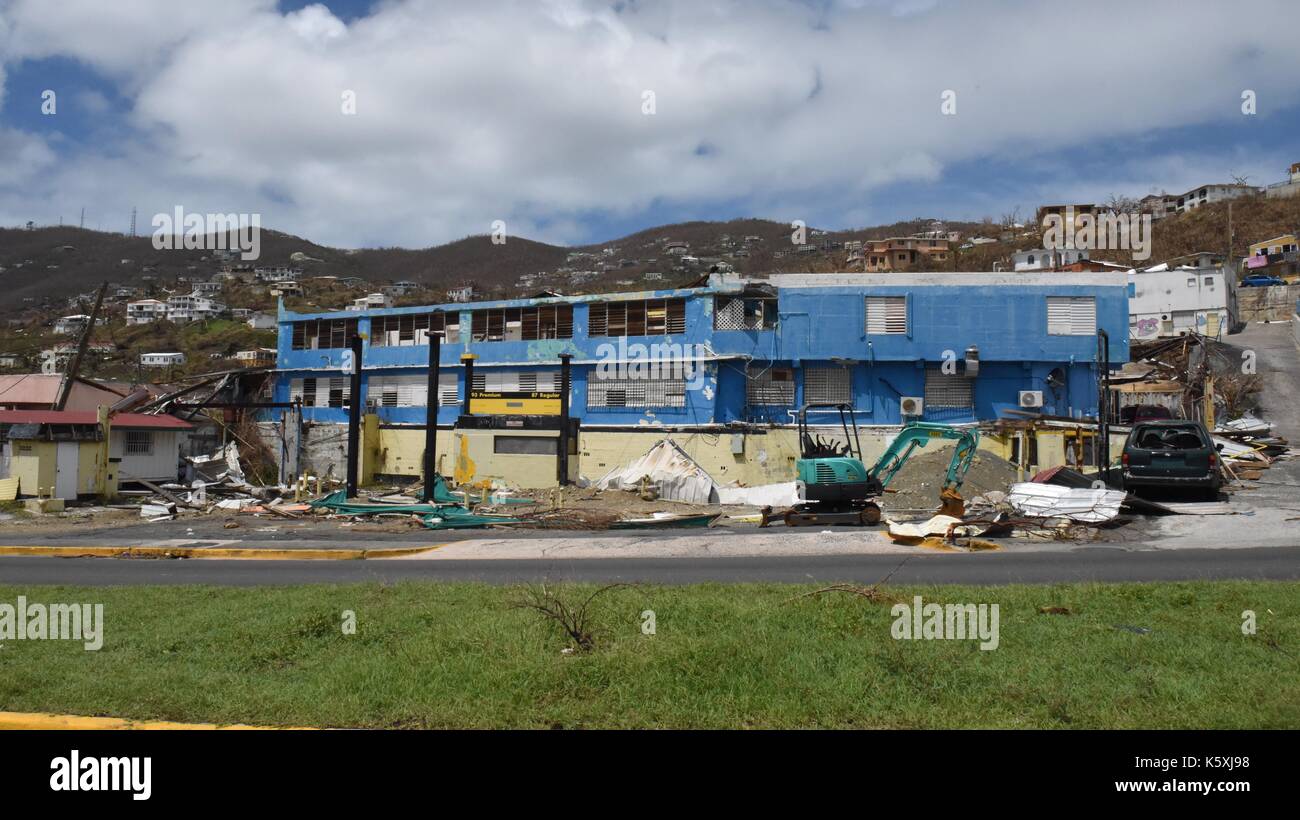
(880, 446, 1020, 513)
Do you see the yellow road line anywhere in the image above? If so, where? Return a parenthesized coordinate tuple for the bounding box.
(0, 545, 446, 560)
(0, 710, 314, 730)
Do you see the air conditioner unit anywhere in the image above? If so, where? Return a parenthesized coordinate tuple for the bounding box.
(900, 396, 924, 416)
(1018, 390, 1044, 408)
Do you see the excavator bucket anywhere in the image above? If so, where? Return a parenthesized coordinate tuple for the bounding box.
(937, 487, 965, 519)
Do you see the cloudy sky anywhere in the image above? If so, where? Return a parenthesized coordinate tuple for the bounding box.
(1, 0, 1297, 248)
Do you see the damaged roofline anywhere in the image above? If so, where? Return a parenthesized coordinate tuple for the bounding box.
(277, 282, 730, 323)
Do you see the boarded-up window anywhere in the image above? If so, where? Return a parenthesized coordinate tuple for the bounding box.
(370, 312, 459, 346)
(470, 305, 572, 342)
(588, 298, 687, 337)
(494, 435, 558, 455)
(586, 378, 686, 408)
(804, 366, 852, 405)
(865, 296, 907, 335)
(746, 366, 795, 406)
(1046, 297, 1096, 336)
(924, 369, 973, 408)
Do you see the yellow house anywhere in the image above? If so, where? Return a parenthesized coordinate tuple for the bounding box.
(0, 409, 193, 500)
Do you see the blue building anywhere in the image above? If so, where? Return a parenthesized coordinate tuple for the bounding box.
(270, 271, 1129, 485)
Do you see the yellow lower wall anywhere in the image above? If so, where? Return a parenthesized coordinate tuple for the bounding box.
(369, 424, 1128, 489)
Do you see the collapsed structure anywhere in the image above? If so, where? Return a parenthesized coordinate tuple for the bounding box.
(265, 271, 1130, 488)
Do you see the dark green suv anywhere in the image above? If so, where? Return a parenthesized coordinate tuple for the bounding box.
(1121, 420, 1222, 500)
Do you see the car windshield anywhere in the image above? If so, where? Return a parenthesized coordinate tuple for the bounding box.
(1133, 425, 1205, 450)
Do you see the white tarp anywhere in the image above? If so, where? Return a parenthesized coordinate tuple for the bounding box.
(595, 439, 719, 504)
(716, 481, 798, 507)
(1005, 482, 1125, 522)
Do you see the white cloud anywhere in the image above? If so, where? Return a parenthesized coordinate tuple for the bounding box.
(2, 0, 1299, 246)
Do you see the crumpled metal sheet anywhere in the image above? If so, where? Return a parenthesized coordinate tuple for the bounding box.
(1005, 482, 1125, 522)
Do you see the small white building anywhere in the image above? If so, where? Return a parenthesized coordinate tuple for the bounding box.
(447, 285, 476, 303)
(348, 292, 392, 311)
(1128, 264, 1232, 341)
(1174, 183, 1259, 213)
(53, 315, 92, 335)
(246, 313, 277, 331)
(1013, 248, 1089, 271)
(140, 352, 186, 367)
(191, 281, 224, 295)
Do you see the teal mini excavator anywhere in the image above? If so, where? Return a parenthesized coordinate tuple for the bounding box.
(759, 403, 981, 527)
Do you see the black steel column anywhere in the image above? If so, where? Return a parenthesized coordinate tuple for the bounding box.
(557, 353, 572, 486)
(345, 335, 363, 498)
(1097, 329, 1110, 484)
(422, 331, 442, 502)
(461, 355, 475, 414)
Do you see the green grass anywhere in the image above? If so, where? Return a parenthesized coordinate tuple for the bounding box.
(0, 581, 1295, 728)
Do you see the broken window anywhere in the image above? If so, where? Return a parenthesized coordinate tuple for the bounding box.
(370, 312, 459, 346)
(470, 305, 573, 342)
(714, 296, 778, 330)
(290, 318, 358, 350)
(290, 377, 351, 408)
(588, 298, 687, 337)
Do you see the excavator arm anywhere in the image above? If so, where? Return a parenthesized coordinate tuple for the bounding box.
(869, 422, 981, 496)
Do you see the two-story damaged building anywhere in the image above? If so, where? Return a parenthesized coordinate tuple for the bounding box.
(268, 272, 1129, 488)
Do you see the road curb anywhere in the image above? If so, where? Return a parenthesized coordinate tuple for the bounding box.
(0, 545, 444, 560)
(0, 710, 314, 730)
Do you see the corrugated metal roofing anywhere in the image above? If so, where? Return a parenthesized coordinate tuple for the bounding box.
(0, 410, 193, 429)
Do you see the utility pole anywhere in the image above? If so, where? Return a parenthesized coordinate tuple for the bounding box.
(53, 281, 107, 411)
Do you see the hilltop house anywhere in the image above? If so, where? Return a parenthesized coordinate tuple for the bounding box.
(127, 299, 168, 325)
(1265, 162, 1300, 200)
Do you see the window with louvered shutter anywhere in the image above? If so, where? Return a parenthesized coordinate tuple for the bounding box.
(586, 378, 686, 408)
(746, 366, 795, 406)
(804, 366, 851, 405)
(924, 369, 972, 408)
(1046, 297, 1096, 336)
(865, 296, 907, 335)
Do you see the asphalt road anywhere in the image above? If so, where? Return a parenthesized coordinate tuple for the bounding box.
(1, 545, 1298, 586)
